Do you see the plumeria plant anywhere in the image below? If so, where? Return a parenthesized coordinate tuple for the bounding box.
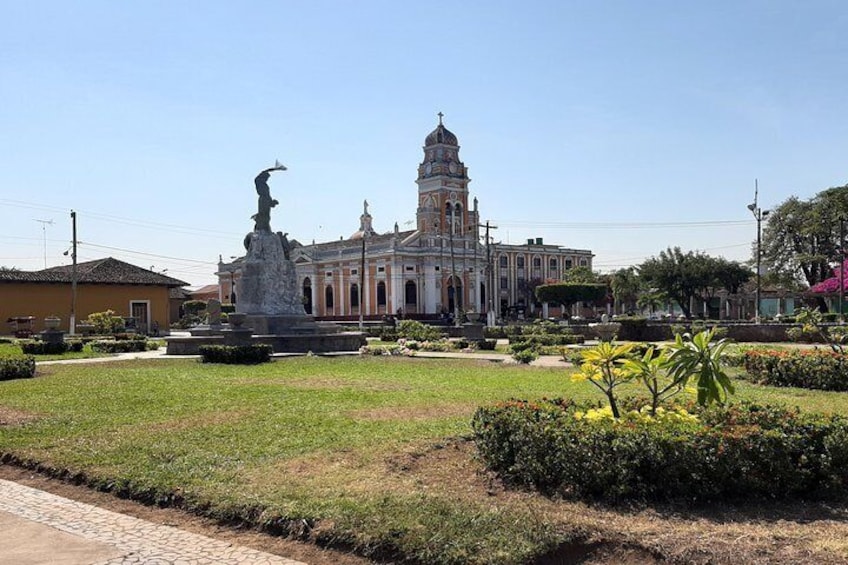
(573, 341, 635, 418)
(574, 328, 734, 420)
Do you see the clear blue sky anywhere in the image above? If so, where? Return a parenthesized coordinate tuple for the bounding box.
(2, 1, 847, 286)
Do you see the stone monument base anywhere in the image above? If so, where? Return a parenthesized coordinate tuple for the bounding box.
(165, 331, 365, 355)
(243, 314, 332, 336)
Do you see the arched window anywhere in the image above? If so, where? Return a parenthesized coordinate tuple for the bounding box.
(302, 277, 312, 315)
(350, 283, 360, 308)
(447, 276, 463, 313)
(480, 281, 486, 309)
(405, 280, 417, 305)
(377, 281, 387, 307)
(454, 203, 463, 234)
(499, 255, 508, 268)
(325, 286, 334, 311)
(533, 256, 541, 268)
(517, 256, 525, 268)
(549, 258, 558, 270)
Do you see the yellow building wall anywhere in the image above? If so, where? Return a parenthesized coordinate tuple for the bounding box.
(0, 283, 173, 334)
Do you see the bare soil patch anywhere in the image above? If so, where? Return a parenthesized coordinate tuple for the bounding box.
(0, 406, 40, 426)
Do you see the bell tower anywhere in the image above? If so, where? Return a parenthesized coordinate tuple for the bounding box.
(415, 113, 478, 239)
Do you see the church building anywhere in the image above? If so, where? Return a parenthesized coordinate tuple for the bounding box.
(217, 116, 593, 320)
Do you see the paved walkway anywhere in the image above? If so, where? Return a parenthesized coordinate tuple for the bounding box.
(0, 479, 306, 565)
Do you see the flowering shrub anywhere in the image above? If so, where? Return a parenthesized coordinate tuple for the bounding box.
(395, 320, 443, 341)
(472, 398, 848, 501)
(743, 349, 848, 390)
(418, 340, 451, 352)
(359, 344, 410, 356)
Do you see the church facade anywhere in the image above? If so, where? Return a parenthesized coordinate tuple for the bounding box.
(217, 117, 593, 320)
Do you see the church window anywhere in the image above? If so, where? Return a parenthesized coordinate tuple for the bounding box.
(565, 259, 573, 269)
(579, 258, 588, 267)
(517, 256, 525, 268)
(405, 280, 418, 305)
(350, 283, 359, 308)
(325, 286, 334, 308)
(533, 257, 541, 268)
(377, 281, 387, 306)
(499, 256, 508, 268)
(500, 276, 508, 289)
(549, 258, 558, 270)
(377, 266, 385, 273)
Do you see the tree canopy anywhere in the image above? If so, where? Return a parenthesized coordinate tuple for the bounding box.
(535, 283, 607, 311)
(761, 185, 848, 288)
(638, 247, 751, 317)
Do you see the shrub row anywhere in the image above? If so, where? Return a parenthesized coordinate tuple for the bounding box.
(90, 340, 149, 353)
(199, 344, 272, 364)
(472, 399, 848, 502)
(19, 341, 84, 355)
(0, 356, 36, 380)
(512, 334, 584, 347)
(743, 349, 848, 391)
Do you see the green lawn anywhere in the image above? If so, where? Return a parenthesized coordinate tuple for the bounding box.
(2, 356, 848, 563)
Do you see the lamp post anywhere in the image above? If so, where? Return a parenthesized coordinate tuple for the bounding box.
(747, 181, 769, 323)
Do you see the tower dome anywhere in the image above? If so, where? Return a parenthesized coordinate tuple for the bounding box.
(424, 112, 458, 146)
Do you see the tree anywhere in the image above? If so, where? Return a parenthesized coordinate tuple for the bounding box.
(610, 267, 641, 314)
(561, 266, 599, 283)
(638, 247, 714, 318)
(762, 185, 848, 291)
(535, 283, 607, 314)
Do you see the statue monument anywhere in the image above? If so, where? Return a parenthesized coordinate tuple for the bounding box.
(237, 162, 311, 333)
(166, 162, 365, 354)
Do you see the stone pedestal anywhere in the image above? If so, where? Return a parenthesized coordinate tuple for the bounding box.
(238, 231, 305, 316)
(39, 329, 64, 345)
(461, 323, 485, 341)
(222, 328, 254, 346)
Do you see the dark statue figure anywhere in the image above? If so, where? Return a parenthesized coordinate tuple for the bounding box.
(252, 170, 278, 232)
(245, 162, 287, 250)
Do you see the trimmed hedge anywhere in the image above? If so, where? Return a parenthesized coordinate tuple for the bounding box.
(472, 399, 848, 502)
(199, 344, 272, 364)
(743, 349, 848, 391)
(0, 356, 36, 380)
(90, 340, 148, 354)
(19, 341, 84, 355)
(512, 334, 584, 347)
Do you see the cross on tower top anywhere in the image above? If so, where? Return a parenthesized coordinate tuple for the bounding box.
(437, 111, 444, 125)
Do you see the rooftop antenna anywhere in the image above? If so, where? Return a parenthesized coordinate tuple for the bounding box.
(33, 218, 54, 269)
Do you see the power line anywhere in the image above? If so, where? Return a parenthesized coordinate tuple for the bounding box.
(495, 219, 753, 229)
(78, 241, 217, 265)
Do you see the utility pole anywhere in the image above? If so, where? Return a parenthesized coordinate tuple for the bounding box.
(747, 180, 769, 323)
(478, 221, 498, 326)
(449, 227, 459, 327)
(70, 210, 78, 335)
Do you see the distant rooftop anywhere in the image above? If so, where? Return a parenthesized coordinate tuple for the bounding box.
(0, 257, 188, 287)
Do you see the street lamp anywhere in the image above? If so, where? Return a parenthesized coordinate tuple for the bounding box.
(748, 184, 769, 323)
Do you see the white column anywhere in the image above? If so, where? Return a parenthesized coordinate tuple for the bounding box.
(391, 260, 402, 315)
(423, 265, 438, 314)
